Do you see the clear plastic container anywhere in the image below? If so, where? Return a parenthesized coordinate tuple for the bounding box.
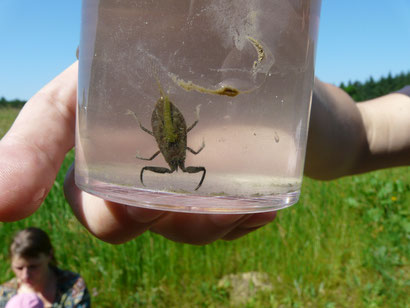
(76, 0, 322, 213)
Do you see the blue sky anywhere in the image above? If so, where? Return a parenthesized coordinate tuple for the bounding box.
(0, 0, 409, 100)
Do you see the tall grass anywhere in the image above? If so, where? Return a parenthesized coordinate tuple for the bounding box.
(0, 107, 20, 136)
(1, 108, 409, 307)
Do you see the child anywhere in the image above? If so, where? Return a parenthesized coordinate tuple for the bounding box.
(5, 293, 44, 308)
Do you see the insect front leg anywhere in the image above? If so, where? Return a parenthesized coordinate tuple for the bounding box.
(181, 166, 206, 190)
(140, 166, 175, 187)
(187, 104, 201, 132)
(126, 109, 154, 136)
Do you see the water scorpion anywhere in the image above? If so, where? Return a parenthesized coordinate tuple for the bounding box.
(126, 82, 206, 190)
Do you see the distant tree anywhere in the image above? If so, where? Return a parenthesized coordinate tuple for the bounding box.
(340, 71, 410, 101)
(0, 97, 26, 108)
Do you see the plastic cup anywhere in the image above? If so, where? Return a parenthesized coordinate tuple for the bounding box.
(76, 0, 322, 213)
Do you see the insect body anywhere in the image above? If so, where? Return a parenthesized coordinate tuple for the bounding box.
(127, 87, 206, 190)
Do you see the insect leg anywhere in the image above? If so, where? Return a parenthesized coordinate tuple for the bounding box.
(186, 140, 205, 155)
(186, 119, 198, 133)
(126, 109, 154, 136)
(140, 166, 174, 187)
(136, 150, 160, 161)
(187, 104, 201, 132)
(181, 166, 206, 190)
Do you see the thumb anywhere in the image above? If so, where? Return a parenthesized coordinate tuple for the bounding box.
(0, 62, 78, 221)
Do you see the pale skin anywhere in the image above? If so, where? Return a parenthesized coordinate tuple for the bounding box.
(305, 79, 410, 179)
(0, 62, 409, 244)
(11, 253, 56, 307)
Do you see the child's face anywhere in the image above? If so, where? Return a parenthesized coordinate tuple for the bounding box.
(11, 253, 51, 289)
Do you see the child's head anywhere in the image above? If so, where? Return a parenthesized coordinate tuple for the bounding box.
(9, 227, 54, 262)
(9, 228, 55, 290)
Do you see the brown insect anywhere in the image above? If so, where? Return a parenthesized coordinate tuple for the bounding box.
(127, 85, 206, 190)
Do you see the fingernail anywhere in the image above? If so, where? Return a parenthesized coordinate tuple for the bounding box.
(208, 214, 246, 227)
(238, 212, 277, 229)
(126, 206, 165, 224)
(32, 188, 47, 204)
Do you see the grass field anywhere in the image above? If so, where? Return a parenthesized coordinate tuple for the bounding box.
(0, 106, 409, 307)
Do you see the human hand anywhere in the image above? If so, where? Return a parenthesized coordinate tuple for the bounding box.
(304, 78, 368, 180)
(17, 283, 36, 294)
(305, 78, 410, 180)
(0, 62, 276, 244)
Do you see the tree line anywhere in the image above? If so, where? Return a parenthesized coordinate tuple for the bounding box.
(0, 97, 25, 108)
(340, 71, 410, 102)
(0, 71, 409, 108)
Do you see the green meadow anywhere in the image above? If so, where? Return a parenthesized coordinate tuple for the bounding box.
(0, 105, 409, 307)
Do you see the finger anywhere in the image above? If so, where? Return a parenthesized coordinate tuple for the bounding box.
(0, 62, 78, 221)
(221, 211, 277, 241)
(65, 161, 248, 245)
(65, 158, 274, 244)
(64, 165, 166, 244)
(149, 212, 250, 245)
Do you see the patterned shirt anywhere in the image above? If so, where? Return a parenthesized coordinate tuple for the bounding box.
(0, 267, 90, 308)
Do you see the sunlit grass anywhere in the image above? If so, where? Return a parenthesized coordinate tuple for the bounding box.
(0, 107, 20, 138)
